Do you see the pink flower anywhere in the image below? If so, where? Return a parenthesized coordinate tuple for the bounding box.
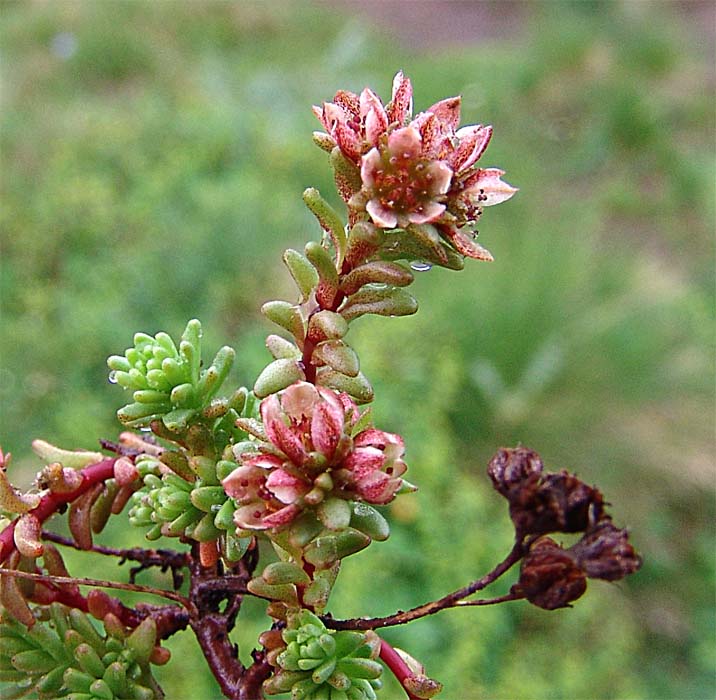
(313, 71, 413, 165)
(222, 382, 409, 531)
(356, 126, 453, 229)
(319, 72, 517, 259)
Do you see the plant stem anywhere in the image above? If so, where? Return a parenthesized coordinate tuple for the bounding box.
(0, 457, 118, 563)
(326, 538, 527, 631)
(378, 638, 421, 700)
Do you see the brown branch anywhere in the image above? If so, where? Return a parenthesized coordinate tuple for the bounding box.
(326, 538, 528, 631)
(0, 567, 193, 611)
(42, 530, 190, 587)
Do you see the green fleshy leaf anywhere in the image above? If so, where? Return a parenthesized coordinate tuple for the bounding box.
(254, 358, 306, 398)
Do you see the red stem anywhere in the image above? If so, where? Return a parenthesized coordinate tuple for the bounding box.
(1, 458, 117, 564)
(379, 638, 421, 700)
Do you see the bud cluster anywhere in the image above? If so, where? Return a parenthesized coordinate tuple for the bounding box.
(128, 454, 250, 563)
(263, 609, 382, 700)
(0, 603, 166, 700)
(487, 447, 642, 609)
(107, 319, 239, 433)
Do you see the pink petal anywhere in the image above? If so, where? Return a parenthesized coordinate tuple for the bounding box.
(388, 71, 413, 125)
(222, 465, 266, 502)
(360, 148, 382, 189)
(463, 168, 518, 206)
(280, 381, 319, 420)
(440, 225, 494, 261)
(354, 429, 405, 451)
(234, 502, 299, 530)
(343, 446, 385, 480)
(426, 161, 453, 195)
(407, 202, 446, 225)
(360, 88, 388, 145)
(337, 392, 361, 423)
(266, 469, 309, 504)
(387, 126, 422, 160)
(322, 102, 348, 133)
(452, 125, 492, 173)
(234, 503, 272, 530)
(311, 398, 345, 459)
(262, 504, 301, 528)
(260, 394, 309, 466)
(334, 121, 362, 163)
(366, 199, 398, 229)
(333, 89, 360, 117)
(411, 113, 441, 159)
(356, 472, 400, 505)
(427, 96, 461, 131)
(242, 454, 285, 470)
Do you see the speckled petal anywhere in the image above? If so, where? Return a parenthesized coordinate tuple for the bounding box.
(366, 199, 399, 229)
(360, 148, 383, 189)
(223, 465, 266, 502)
(453, 125, 493, 173)
(387, 126, 422, 160)
(360, 88, 389, 145)
(407, 201, 446, 225)
(388, 71, 413, 125)
(464, 168, 518, 206)
(426, 96, 461, 131)
(266, 469, 309, 504)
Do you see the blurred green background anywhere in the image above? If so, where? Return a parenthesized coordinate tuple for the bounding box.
(1, 1, 714, 698)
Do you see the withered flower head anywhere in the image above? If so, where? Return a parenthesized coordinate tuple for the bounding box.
(487, 446, 544, 497)
(516, 537, 587, 610)
(223, 382, 408, 531)
(487, 447, 604, 536)
(571, 519, 642, 581)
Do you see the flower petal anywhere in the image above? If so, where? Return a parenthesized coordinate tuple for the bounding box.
(440, 225, 494, 261)
(266, 469, 309, 504)
(387, 126, 422, 160)
(408, 202, 446, 225)
(366, 199, 398, 229)
(222, 465, 266, 502)
(280, 381, 319, 420)
(463, 168, 518, 206)
(356, 471, 401, 505)
(360, 88, 389, 146)
(427, 96, 461, 131)
(388, 71, 413, 125)
(453, 125, 492, 173)
(360, 148, 383, 189)
(261, 394, 309, 466)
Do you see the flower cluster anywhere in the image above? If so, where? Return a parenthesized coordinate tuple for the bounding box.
(223, 382, 408, 532)
(314, 71, 517, 260)
(487, 447, 642, 609)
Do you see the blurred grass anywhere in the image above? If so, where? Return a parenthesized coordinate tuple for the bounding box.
(1, 1, 714, 699)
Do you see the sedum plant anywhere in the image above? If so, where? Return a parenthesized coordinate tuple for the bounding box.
(0, 72, 640, 700)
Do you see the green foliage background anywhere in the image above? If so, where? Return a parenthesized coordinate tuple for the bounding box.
(1, 1, 714, 698)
